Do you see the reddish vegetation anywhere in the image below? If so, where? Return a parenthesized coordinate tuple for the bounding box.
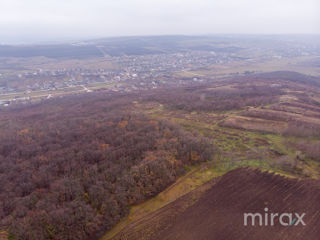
(112, 168, 320, 240)
(143, 84, 283, 112)
(219, 115, 287, 134)
(1, 71, 320, 239)
(0, 94, 214, 240)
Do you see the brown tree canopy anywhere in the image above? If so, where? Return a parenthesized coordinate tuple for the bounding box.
(0, 93, 214, 240)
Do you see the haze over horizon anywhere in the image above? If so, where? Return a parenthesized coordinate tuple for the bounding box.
(0, 0, 319, 44)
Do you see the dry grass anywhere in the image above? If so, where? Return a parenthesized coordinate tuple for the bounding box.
(102, 78, 320, 239)
(220, 115, 287, 134)
(174, 56, 320, 78)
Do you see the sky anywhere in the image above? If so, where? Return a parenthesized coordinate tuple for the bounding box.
(0, 0, 319, 44)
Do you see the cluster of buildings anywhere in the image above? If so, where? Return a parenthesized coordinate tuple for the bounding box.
(0, 50, 240, 95)
(0, 43, 317, 106)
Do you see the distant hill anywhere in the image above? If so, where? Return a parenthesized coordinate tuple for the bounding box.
(2, 34, 316, 59)
(0, 44, 104, 59)
(0, 35, 243, 58)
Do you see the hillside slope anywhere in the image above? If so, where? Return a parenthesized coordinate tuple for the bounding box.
(0, 94, 214, 240)
(111, 168, 320, 240)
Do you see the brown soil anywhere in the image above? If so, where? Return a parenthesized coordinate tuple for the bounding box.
(111, 168, 320, 240)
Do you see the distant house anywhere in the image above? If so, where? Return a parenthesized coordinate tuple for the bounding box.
(0, 100, 10, 107)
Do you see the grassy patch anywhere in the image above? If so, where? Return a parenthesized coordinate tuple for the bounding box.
(101, 162, 225, 240)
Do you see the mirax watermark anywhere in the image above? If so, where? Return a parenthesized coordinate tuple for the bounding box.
(244, 208, 306, 227)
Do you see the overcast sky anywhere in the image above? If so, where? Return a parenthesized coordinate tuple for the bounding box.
(0, 0, 319, 44)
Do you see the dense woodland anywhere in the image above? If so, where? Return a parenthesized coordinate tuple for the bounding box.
(0, 94, 214, 240)
(1, 71, 320, 240)
(144, 84, 284, 112)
